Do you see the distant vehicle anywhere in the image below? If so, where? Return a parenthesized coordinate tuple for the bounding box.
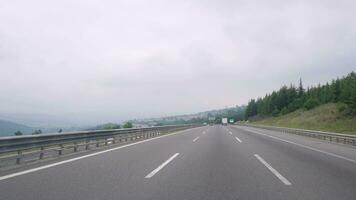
(222, 118, 228, 125)
(229, 119, 234, 124)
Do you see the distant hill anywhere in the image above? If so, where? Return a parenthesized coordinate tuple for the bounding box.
(0, 120, 34, 137)
(132, 105, 246, 126)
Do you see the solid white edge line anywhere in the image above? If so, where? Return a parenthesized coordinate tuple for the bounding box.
(0, 127, 200, 181)
(235, 136, 242, 143)
(254, 154, 292, 186)
(145, 153, 179, 178)
(193, 136, 200, 142)
(240, 127, 356, 165)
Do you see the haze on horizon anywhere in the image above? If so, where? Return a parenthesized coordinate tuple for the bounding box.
(1, 0, 355, 125)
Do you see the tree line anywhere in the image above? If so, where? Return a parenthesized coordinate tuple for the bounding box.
(245, 72, 356, 119)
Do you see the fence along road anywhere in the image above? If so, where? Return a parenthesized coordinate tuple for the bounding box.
(0, 124, 199, 169)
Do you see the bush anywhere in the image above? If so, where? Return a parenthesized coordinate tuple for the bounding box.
(304, 98, 320, 110)
(337, 103, 353, 115)
(14, 131, 23, 136)
(288, 98, 303, 112)
(337, 103, 348, 112)
(32, 130, 42, 135)
(280, 107, 289, 115)
(123, 122, 133, 129)
(272, 108, 280, 116)
(102, 123, 121, 130)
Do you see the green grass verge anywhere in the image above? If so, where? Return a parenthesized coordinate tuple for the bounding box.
(251, 103, 356, 135)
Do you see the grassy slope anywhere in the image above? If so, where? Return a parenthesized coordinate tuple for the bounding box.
(252, 103, 356, 135)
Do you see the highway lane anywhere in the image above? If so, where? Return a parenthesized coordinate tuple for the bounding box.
(0, 126, 207, 200)
(142, 125, 297, 200)
(0, 125, 356, 200)
(229, 125, 356, 200)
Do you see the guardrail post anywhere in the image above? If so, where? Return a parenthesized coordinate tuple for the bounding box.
(39, 147, 44, 159)
(113, 137, 116, 144)
(16, 150, 22, 164)
(85, 140, 90, 150)
(58, 144, 63, 155)
(74, 142, 78, 152)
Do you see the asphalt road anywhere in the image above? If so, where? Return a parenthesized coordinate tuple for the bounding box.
(1, 125, 356, 200)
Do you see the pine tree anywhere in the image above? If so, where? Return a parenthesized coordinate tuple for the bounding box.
(348, 75, 356, 114)
(333, 79, 341, 102)
(298, 78, 304, 97)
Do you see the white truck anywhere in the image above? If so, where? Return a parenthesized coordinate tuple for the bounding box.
(222, 118, 228, 126)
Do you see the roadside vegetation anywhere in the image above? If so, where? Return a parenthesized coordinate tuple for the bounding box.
(244, 72, 356, 134)
(89, 121, 133, 131)
(122, 122, 133, 128)
(93, 123, 121, 130)
(251, 103, 356, 134)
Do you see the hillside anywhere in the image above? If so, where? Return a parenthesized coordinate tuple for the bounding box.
(245, 72, 356, 121)
(0, 119, 34, 137)
(251, 103, 356, 134)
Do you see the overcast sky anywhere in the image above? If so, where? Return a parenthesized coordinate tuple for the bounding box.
(1, 0, 355, 125)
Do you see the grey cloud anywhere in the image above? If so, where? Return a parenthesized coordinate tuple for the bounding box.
(0, 0, 355, 125)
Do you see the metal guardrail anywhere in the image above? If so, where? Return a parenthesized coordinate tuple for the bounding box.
(235, 123, 356, 146)
(0, 124, 200, 168)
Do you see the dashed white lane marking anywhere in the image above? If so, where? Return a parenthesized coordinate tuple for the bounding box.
(0, 127, 201, 181)
(193, 137, 200, 142)
(145, 153, 179, 178)
(254, 154, 292, 186)
(235, 136, 242, 143)
(229, 131, 232, 135)
(241, 127, 356, 165)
